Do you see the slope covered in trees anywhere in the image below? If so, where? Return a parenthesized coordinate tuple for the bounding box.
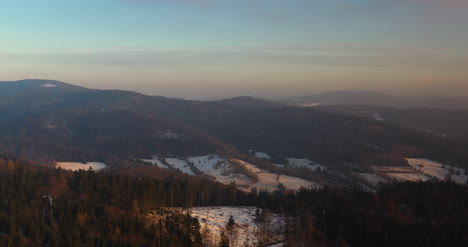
(0, 155, 467, 247)
(1, 79, 468, 173)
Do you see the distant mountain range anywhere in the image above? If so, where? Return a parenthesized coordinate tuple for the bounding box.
(280, 90, 468, 110)
(0, 79, 467, 175)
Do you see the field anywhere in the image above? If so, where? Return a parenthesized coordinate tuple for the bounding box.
(55, 162, 107, 171)
(141, 156, 167, 168)
(278, 175, 321, 190)
(286, 158, 326, 171)
(407, 158, 468, 184)
(190, 207, 285, 247)
(384, 173, 431, 182)
(355, 173, 389, 185)
(165, 158, 195, 175)
(140, 155, 321, 192)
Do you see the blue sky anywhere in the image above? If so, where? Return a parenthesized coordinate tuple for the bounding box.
(1, 0, 467, 98)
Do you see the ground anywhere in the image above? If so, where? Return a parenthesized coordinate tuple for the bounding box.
(55, 162, 107, 171)
(189, 207, 285, 247)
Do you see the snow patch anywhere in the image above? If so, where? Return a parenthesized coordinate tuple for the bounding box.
(373, 113, 385, 121)
(254, 152, 271, 160)
(190, 207, 285, 247)
(165, 158, 195, 175)
(188, 154, 224, 173)
(355, 173, 389, 186)
(406, 158, 467, 184)
(41, 83, 57, 88)
(286, 158, 326, 171)
(142, 156, 168, 168)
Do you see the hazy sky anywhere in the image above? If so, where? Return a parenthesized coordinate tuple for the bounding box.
(1, 0, 467, 99)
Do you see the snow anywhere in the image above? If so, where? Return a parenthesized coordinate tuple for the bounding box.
(188, 154, 224, 173)
(406, 158, 467, 184)
(384, 172, 431, 182)
(355, 173, 389, 186)
(140, 155, 321, 192)
(190, 207, 285, 247)
(40, 83, 57, 88)
(255, 152, 271, 160)
(56, 162, 106, 171)
(142, 156, 168, 168)
(373, 113, 385, 121)
(165, 158, 195, 175)
(286, 158, 326, 171)
(302, 103, 322, 107)
(234, 160, 321, 192)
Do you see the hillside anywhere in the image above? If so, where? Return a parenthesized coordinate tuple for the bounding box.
(1, 80, 468, 187)
(320, 105, 468, 139)
(282, 90, 468, 110)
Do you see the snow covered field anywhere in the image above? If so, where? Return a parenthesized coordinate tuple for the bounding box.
(40, 83, 57, 88)
(254, 152, 271, 160)
(355, 173, 389, 185)
(189, 154, 224, 173)
(142, 156, 168, 168)
(286, 158, 326, 171)
(140, 155, 321, 192)
(56, 162, 106, 171)
(407, 158, 467, 184)
(384, 172, 431, 182)
(190, 207, 284, 247)
(165, 158, 195, 175)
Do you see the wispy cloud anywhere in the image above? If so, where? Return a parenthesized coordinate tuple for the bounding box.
(1, 44, 466, 69)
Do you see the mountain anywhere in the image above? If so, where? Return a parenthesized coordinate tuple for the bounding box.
(319, 105, 468, 139)
(1, 79, 467, 174)
(212, 96, 284, 108)
(282, 90, 468, 110)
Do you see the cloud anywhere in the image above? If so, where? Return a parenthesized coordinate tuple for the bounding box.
(1, 44, 467, 69)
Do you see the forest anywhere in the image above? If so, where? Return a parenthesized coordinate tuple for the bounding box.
(1, 156, 467, 247)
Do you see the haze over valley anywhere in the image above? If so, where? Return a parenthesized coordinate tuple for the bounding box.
(1, 0, 468, 246)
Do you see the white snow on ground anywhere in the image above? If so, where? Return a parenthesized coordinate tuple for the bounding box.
(232, 159, 321, 192)
(142, 156, 168, 168)
(302, 103, 322, 107)
(56, 162, 106, 171)
(188, 154, 224, 173)
(373, 113, 385, 121)
(189, 156, 253, 188)
(190, 207, 284, 247)
(255, 152, 271, 160)
(286, 158, 326, 171)
(406, 158, 467, 184)
(355, 173, 389, 186)
(165, 158, 195, 175)
(40, 83, 57, 88)
(140, 155, 321, 192)
(385, 172, 431, 182)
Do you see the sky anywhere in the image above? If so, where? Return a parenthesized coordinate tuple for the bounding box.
(1, 0, 467, 99)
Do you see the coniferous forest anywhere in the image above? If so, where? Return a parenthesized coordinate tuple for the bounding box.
(1, 156, 467, 247)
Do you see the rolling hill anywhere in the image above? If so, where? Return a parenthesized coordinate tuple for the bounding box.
(282, 90, 468, 110)
(0, 79, 467, 176)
